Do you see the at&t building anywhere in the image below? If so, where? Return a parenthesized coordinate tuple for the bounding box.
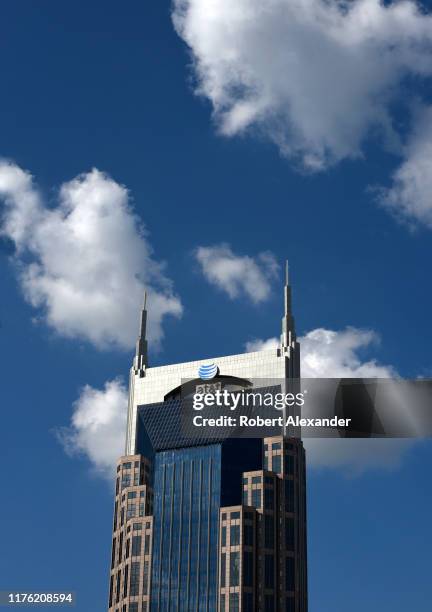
(107, 267, 308, 612)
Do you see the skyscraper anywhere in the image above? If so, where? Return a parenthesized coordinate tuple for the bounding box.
(108, 265, 307, 611)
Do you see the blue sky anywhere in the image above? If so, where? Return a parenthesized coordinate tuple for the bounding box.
(0, 1, 431, 610)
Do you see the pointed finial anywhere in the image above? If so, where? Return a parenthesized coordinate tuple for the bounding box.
(281, 259, 295, 348)
(135, 288, 148, 373)
(138, 290, 148, 336)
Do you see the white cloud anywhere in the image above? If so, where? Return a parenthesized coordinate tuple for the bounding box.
(172, 0, 432, 170)
(58, 379, 127, 480)
(245, 337, 280, 352)
(195, 244, 278, 302)
(0, 161, 182, 349)
(246, 326, 395, 378)
(245, 326, 417, 473)
(379, 105, 432, 228)
(299, 327, 396, 378)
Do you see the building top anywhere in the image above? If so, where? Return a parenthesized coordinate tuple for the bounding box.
(125, 262, 300, 455)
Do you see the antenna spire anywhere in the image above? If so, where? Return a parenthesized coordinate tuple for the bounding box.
(134, 289, 148, 374)
(281, 260, 295, 349)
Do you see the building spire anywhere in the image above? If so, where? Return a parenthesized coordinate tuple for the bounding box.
(281, 260, 296, 349)
(134, 290, 148, 375)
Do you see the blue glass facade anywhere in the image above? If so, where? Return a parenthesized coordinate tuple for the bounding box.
(150, 445, 221, 611)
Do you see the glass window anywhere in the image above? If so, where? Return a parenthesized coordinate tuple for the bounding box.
(263, 455, 269, 470)
(285, 480, 294, 512)
(285, 596, 295, 612)
(265, 594, 274, 612)
(129, 603, 138, 612)
(118, 533, 123, 565)
(221, 526, 227, 547)
(220, 554, 226, 588)
(134, 461, 139, 467)
(272, 455, 282, 473)
(286, 557, 295, 591)
(243, 524, 253, 546)
(222, 513, 227, 520)
(230, 525, 240, 546)
(143, 560, 149, 595)
(251, 476, 261, 484)
(272, 442, 281, 450)
(129, 561, 140, 596)
(243, 551, 253, 587)
(123, 462, 132, 469)
(113, 501, 118, 530)
(285, 518, 294, 550)
(229, 592, 239, 611)
(111, 538, 116, 569)
(219, 594, 225, 611)
(230, 552, 240, 586)
(128, 492, 137, 499)
(123, 564, 129, 598)
(109, 576, 113, 607)
(231, 511, 240, 519)
(251, 489, 261, 509)
(265, 554, 274, 589)
(133, 523, 142, 531)
(127, 503, 136, 519)
(265, 515, 274, 548)
(263, 444, 268, 450)
(284, 455, 294, 475)
(242, 477, 248, 484)
(116, 570, 120, 603)
(144, 534, 150, 554)
(132, 535, 141, 557)
(243, 593, 253, 612)
(243, 489, 249, 504)
(264, 488, 274, 511)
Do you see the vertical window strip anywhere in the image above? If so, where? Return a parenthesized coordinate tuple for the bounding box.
(206, 458, 213, 610)
(167, 462, 176, 604)
(176, 460, 185, 610)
